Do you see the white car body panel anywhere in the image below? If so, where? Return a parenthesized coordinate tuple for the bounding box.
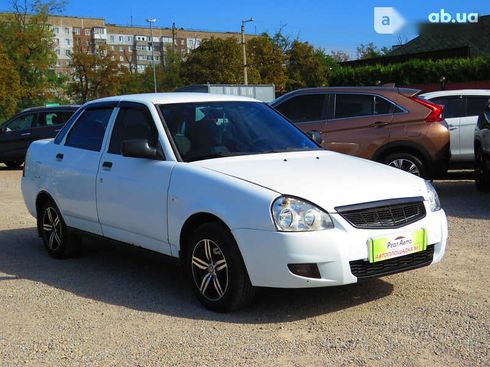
(22, 93, 448, 289)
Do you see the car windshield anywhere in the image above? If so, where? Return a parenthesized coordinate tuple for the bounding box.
(158, 101, 320, 162)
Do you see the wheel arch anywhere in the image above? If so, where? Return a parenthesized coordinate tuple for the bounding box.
(179, 212, 232, 262)
(35, 191, 59, 237)
(373, 141, 430, 167)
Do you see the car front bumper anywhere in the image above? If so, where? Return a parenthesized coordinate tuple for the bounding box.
(233, 208, 447, 288)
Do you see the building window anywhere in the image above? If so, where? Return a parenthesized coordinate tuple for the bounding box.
(54, 38, 59, 45)
(65, 39, 70, 45)
(119, 46, 124, 52)
(127, 36, 132, 42)
(119, 36, 123, 42)
(73, 27, 80, 35)
(53, 27, 59, 34)
(65, 49, 71, 56)
(120, 55, 124, 61)
(110, 35, 114, 42)
(64, 27, 69, 34)
(55, 49, 60, 55)
(85, 28, 90, 36)
(110, 45, 114, 50)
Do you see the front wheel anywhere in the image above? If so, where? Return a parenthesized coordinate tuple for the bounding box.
(475, 149, 490, 191)
(186, 222, 255, 312)
(383, 152, 426, 178)
(39, 200, 81, 258)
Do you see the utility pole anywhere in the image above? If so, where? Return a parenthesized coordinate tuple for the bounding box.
(241, 18, 253, 85)
(146, 18, 157, 93)
(172, 22, 176, 55)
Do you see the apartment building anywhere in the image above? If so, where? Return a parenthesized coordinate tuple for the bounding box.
(40, 14, 243, 74)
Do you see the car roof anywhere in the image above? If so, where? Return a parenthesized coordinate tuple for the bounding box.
(420, 90, 490, 99)
(86, 93, 260, 106)
(21, 105, 80, 112)
(272, 86, 420, 105)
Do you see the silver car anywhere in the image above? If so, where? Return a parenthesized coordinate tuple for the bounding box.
(420, 90, 490, 167)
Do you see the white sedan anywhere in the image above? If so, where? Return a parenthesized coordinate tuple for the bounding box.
(21, 93, 448, 311)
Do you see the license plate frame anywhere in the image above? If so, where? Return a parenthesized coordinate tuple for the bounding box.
(368, 229, 427, 263)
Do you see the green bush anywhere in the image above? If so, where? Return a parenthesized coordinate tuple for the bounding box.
(329, 57, 490, 86)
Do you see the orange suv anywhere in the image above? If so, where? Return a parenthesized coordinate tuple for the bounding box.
(272, 87, 450, 178)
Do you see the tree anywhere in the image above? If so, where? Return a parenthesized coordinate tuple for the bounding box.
(330, 50, 350, 62)
(285, 40, 327, 90)
(0, 45, 21, 121)
(182, 37, 247, 84)
(0, 0, 64, 108)
(69, 43, 122, 102)
(247, 34, 286, 90)
(356, 42, 390, 59)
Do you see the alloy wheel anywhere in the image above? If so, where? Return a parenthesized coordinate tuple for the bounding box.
(388, 158, 421, 176)
(191, 239, 229, 301)
(42, 207, 63, 251)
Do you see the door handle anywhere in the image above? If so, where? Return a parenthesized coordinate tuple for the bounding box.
(448, 124, 458, 131)
(370, 121, 389, 128)
(21, 132, 31, 136)
(56, 153, 64, 161)
(54, 129, 61, 132)
(102, 161, 113, 169)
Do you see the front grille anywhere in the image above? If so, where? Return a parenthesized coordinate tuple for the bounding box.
(350, 245, 434, 279)
(336, 199, 426, 229)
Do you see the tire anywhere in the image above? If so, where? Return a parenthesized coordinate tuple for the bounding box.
(475, 148, 490, 191)
(4, 161, 23, 169)
(382, 152, 426, 178)
(39, 199, 81, 259)
(185, 222, 255, 312)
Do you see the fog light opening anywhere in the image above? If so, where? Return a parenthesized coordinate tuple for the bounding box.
(287, 263, 321, 279)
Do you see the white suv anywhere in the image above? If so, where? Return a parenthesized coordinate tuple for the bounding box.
(420, 90, 490, 166)
(22, 93, 448, 311)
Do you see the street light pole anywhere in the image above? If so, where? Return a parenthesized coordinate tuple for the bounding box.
(241, 18, 253, 85)
(146, 18, 157, 93)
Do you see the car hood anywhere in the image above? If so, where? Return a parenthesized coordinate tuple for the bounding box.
(190, 150, 428, 212)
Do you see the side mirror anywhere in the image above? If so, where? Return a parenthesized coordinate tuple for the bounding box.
(307, 130, 323, 145)
(121, 139, 158, 159)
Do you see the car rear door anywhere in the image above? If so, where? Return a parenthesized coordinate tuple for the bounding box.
(324, 93, 393, 159)
(0, 111, 38, 162)
(273, 93, 329, 143)
(461, 96, 490, 161)
(52, 103, 116, 235)
(429, 95, 465, 161)
(96, 102, 175, 256)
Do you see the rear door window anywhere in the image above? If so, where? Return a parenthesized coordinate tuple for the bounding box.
(335, 94, 374, 118)
(274, 94, 327, 123)
(65, 108, 113, 151)
(430, 96, 464, 118)
(374, 96, 403, 115)
(466, 96, 490, 117)
(38, 111, 74, 127)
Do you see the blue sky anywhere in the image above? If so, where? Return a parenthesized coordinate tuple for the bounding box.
(5, 0, 490, 57)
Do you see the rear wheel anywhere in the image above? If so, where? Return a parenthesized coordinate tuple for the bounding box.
(186, 222, 255, 312)
(475, 148, 490, 191)
(39, 199, 81, 258)
(4, 161, 23, 169)
(383, 152, 426, 178)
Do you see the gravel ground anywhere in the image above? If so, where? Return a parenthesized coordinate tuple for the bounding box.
(0, 167, 488, 366)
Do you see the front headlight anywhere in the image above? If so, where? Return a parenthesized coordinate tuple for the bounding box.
(425, 180, 441, 212)
(271, 196, 334, 232)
